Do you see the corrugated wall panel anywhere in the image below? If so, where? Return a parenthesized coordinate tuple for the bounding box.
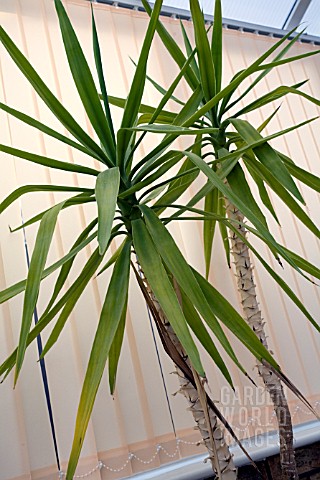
(0, 1, 319, 479)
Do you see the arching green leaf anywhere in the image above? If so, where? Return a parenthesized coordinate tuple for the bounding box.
(0, 185, 93, 215)
(132, 218, 204, 376)
(55, 0, 115, 165)
(0, 144, 99, 176)
(229, 118, 304, 203)
(14, 201, 66, 385)
(67, 240, 131, 478)
(211, 0, 222, 92)
(40, 248, 104, 358)
(0, 26, 108, 164)
(0, 102, 102, 160)
(95, 168, 120, 255)
(117, 0, 163, 171)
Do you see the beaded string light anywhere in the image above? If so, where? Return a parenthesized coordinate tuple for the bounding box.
(57, 401, 320, 478)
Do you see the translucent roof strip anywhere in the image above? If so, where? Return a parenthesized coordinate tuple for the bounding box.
(300, 0, 320, 37)
(93, 0, 320, 41)
(163, 0, 296, 29)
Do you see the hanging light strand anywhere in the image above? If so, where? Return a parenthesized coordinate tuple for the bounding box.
(57, 400, 320, 478)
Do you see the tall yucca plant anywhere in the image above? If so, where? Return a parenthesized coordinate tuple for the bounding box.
(0, 1, 319, 479)
(137, 0, 320, 478)
(0, 0, 268, 478)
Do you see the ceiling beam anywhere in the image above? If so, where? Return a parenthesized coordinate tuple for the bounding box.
(282, 0, 312, 30)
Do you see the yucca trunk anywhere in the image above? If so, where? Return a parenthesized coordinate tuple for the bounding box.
(136, 267, 237, 479)
(226, 201, 298, 480)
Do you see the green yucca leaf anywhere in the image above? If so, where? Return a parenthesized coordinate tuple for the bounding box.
(153, 140, 201, 213)
(91, 5, 115, 144)
(0, 231, 97, 305)
(10, 194, 95, 232)
(153, 113, 310, 219)
(0, 185, 93, 215)
(1, 282, 73, 379)
(233, 81, 308, 117)
(211, 0, 222, 93)
(140, 204, 244, 381)
(142, 185, 168, 203)
(0, 144, 99, 176)
(1, 230, 126, 380)
(0, 26, 109, 164)
(204, 186, 219, 279)
(255, 48, 320, 71)
(137, 138, 203, 204)
(108, 95, 176, 120)
(130, 124, 219, 135)
(267, 85, 320, 108)
(109, 294, 127, 394)
(217, 193, 231, 268)
(132, 150, 184, 186)
(138, 166, 199, 204)
(180, 288, 234, 387)
(257, 105, 282, 133)
(43, 219, 98, 315)
(145, 72, 184, 106)
(227, 162, 267, 228)
(244, 154, 279, 223)
(243, 154, 320, 239)
(201, 152, 232, 273)
(67, 240, 131, 478)
(95, 167, 120, 255)
(137, 113, 177, 125)
(119, 157, 179, 200)
(14, 201, 66, 385)
(231, 225, 320, 333)
(132, 218, 204, 376)
(226, 151, 278, 264)
(225, 29, 306, 113)
(180, 20, 200, 79)
(192, 268, 279, 369)
(54, 0, 115, 166)
(127, 49, 197, 166)
(117, 0, 163, 172)
(143, 49, 197, 126)
(140, 0, 199, 91)
(165, 153, 241, 225)
(182, 150, 311, 277)
(278, 152, 320, 193)
(234, 84, 320, 123)
(190, 0, 216, 119)
(162, 204, 284, 283)
(229, 118, 304, 203)
(97, 239, 126, 276)
(40, 248, 104, 359)
(185, 26, 302, 126)
(280, 246, 320, 280)
(131, 57, 184, 106)
(0, 102, 102, 160)
(224, 117, 318, 166)
(131, 86, 203, 183)
(131, 84, 203, 182)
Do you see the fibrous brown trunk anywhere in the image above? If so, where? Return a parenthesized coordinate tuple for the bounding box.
(226, 201, 298, 480)
(134, 265, 237, 479)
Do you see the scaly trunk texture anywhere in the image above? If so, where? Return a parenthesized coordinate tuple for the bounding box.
(136, 267, 237, 479)
(226, 201, 298, 480)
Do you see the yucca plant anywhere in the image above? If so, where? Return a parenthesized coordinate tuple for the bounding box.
(0, 0, 319, 479)
(137, 0, 320, 478)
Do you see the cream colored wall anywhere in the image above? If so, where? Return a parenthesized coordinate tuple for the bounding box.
(0, 1, 320, 479)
